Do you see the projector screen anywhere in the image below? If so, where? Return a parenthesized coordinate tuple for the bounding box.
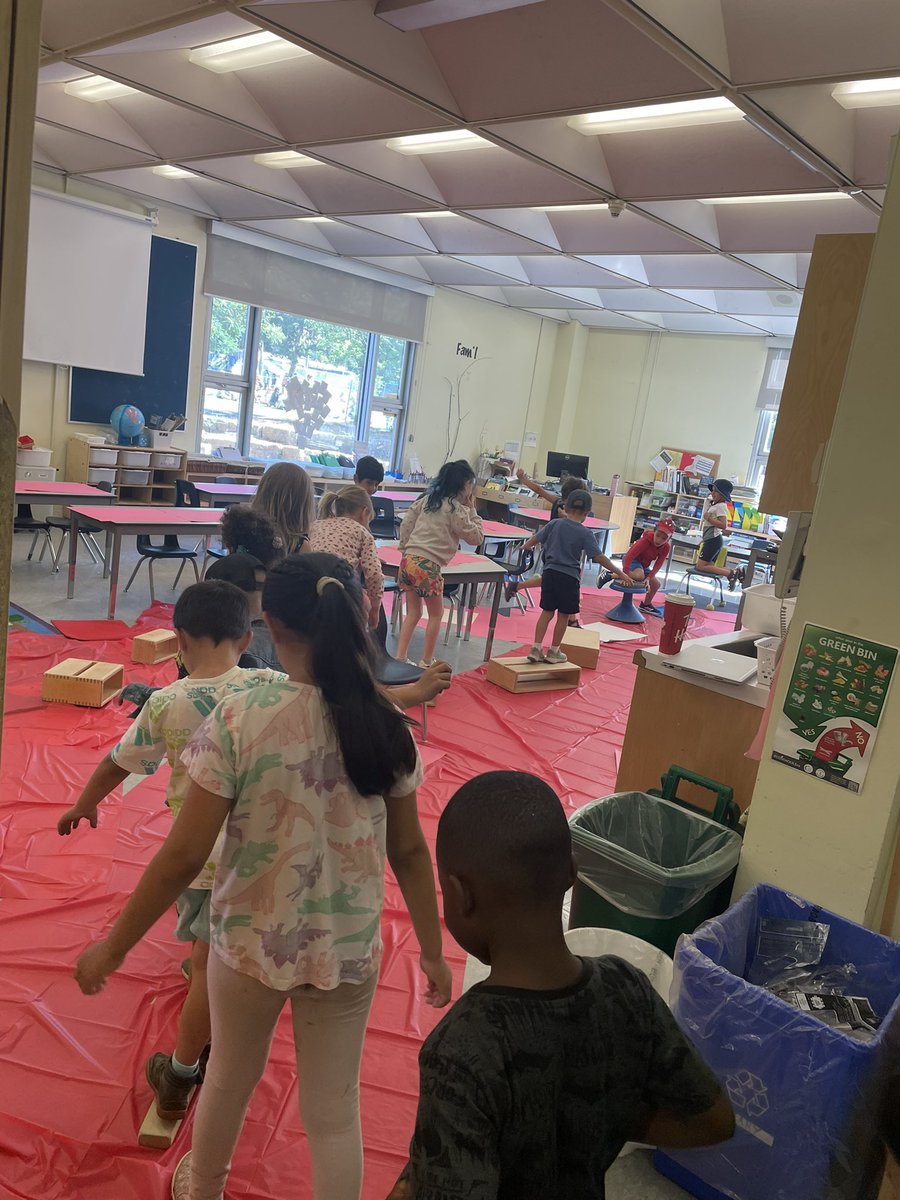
(23, 191, 152, 374)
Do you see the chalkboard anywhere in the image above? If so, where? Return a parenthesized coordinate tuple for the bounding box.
(69, 234, 197, 428)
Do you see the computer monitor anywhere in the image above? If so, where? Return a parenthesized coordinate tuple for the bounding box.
(546, 450, 589, 480)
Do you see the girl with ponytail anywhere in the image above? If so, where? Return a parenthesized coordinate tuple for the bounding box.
(74, 552, 451, 1200)
(308, 486, 384, 627)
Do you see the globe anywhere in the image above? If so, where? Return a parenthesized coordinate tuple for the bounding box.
(110, 404, 146, 444)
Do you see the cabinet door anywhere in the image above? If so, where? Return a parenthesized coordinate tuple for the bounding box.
(760, 233, 874, 516)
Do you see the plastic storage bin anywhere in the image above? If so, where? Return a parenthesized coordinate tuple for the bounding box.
(754, 636, 780, 686)
(151, 452, 181, 469)
(87, 467, 116, 486)
(89, 446, 119, 466)
(120, 469, 150, 485)
(119, 449, 151, 467)
(656, 883, 900, 1200)
(569, 792, 742, 955)
(16, 447, 52, 467)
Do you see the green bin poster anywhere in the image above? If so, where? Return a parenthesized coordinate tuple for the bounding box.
(771, 624, 896, 793)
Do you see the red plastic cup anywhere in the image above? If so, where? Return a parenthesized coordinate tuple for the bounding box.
(659, 592, 695, 655)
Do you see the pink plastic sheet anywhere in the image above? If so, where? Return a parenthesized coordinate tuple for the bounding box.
(0, 592, 734, 1198)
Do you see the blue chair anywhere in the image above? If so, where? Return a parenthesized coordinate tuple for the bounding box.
(606, 581, 648, 624)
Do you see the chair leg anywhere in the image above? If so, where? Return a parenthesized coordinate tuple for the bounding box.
(443, 599, 455, 645)
(124, 557, 146, 594)
(79, 531, 100, 565)
(85, 532, 105, 563)
(420, 702, 428, 743)
(190, 558, 201, 584)
(173, 558, 188, 590)
(38, 532, 51, 564)
(27, 530, 41, 560)
(148, 559, 156, 603)
(51, 529, 69, 572)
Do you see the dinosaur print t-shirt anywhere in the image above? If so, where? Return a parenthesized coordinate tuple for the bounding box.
(112, 666, 285, 889)
(182, 679, 423, 992)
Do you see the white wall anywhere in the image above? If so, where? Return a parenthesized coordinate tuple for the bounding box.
(565, 330, 768, 488)
(404, 287, 558, 475)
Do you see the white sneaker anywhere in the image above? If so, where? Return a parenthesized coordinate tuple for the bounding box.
(418, 659, 434, 668)
(527, 644, 546, 663)
(544, 647, 568, 664)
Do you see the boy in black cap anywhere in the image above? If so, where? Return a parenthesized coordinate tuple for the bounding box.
(697, 478, 743, 591)
(388, 771, 734, 1199)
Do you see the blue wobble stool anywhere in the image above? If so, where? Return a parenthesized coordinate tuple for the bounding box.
(606, 582, 647, 624)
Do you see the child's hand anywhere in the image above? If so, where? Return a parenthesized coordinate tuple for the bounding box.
(75, 939, 125, 995)
(385, 1176, 411, 1200)
(516, 468, 526, 483)
(418, 661, 452, 703)
(614, 570, 633, 586)
(420, 953, 453, 1008)
(58, 804, 98, 836)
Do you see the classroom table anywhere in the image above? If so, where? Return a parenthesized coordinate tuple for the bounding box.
(66, 506, 225, 619)
(15, 480, 116, 508)
(377, 546, 506, 662)
(513, 507, 618, 556)
(479, 519, 530, 544)
(319, 477, 426, 495)
(193, 482, 257, 505)
(376, 490, 418, 508)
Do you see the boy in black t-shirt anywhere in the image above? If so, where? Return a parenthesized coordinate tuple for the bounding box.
(388, 771, 734, 1200)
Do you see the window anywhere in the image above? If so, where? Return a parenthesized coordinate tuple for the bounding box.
(747, 346, 790, 495)
(198, 300, 415, 467)
(747, 408, 778, 493)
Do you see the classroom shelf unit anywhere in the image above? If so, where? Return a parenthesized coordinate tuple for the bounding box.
(66, 438, 187, 506)
(185, 457, 266, 487)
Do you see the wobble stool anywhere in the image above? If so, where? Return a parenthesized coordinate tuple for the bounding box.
(606, 582, 647, 625)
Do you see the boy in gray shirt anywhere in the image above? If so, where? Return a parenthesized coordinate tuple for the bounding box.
(522, 490, 629, 663)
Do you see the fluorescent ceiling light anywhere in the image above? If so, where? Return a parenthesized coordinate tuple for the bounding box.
(189, 31, 311, 74)
(533, 203, 608, 212)
(386, 130, 491, 155)
(253, 150, 313, 169)
(568, 97, 742, 135)
(152, 165, 196, 179)
(698, 192, 850, 205)
(406, 210, 452, 218)
(294, 215, 332, 223)
(832, 76, 900, 109)
(64, 75, 139, 102)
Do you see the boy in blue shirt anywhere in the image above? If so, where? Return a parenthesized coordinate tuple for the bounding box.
(522, 490, 629, 663)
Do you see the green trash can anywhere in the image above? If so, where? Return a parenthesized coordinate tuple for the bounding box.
(568, 790, 743, 956)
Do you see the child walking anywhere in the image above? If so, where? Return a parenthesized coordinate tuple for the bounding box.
(522, 490, 629, 663)
(395, 460, 483, 667)
(58, 580, 285, 1123)
(309, 485, 384, 629)
(74, 552, 452, 1200)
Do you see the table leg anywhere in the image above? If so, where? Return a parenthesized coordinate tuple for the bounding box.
(663, 541, 675, 587)
(463, 583, 477, 642)
(103, 530, 113, 578)
(107, 530, 123, 620)
(483, 580, 502, 662)
(66, 512, 80, 599)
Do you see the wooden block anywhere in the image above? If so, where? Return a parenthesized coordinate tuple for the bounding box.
(561, 627, 600, 669)
(132, 629, 178, 664)
(41, 658, 124, 707)
(138, 1093, 192, 1149)
(486, 656, 581, 694)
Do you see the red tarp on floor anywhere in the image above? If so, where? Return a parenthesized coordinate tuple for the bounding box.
(0, 592, 735, 1199)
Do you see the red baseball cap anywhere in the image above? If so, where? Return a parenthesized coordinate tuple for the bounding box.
(656, 518, 676, 535)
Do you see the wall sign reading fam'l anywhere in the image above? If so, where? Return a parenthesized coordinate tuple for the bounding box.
(771, 624, 897, 794)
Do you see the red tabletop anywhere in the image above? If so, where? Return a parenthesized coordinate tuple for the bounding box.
(68, 505, 223, 525)
(480, 519, 528, 540)
(194, 483, 257, 497)
(15, 481, 112, 498)
(378, 547, 496, 569)
(516, 506, 616, 531)
(376, 490, 418, 504)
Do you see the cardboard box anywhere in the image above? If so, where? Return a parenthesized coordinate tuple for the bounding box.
(132, 629, 178, 664)
(561, 627, 600, 669)
(486, 656, 581, 694)
(42, 658, 124, 707)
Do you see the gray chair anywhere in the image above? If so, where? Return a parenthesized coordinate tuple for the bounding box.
(15, 503, 54, 561)
(46, 481, 112, 572)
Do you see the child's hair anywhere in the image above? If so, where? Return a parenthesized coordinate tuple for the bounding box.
(262, 553, 416, 795)
(437, 771, 572, 902)
(564, 489, 592, 515)
(318, 485, 374, 522)
(354, 455, 385, 485)
(220, 504, 282, 567)
(560, 475, 588, 499)
(252, 463, 316, 552)
(205, 552, 266, 594)
(423, 459, 475, 513)
(173, 580, 250, 643)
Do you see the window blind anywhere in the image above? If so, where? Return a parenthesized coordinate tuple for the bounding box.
(204, 231, 428, 343)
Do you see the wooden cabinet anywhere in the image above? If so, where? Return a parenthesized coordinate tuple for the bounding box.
(186, 456, 265, 487)
(475, 487, 637, 554)
(761, 233, 874, 516)
(67, 437, 187, 505)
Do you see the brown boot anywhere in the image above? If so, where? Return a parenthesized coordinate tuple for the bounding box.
(146, 1052, 198, 1121)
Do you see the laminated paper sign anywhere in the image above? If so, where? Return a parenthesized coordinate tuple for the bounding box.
(771, 624, 896, 793)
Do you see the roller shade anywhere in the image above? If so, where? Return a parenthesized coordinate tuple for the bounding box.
(204, 232, 428, 342)
(756, 346, 790, 410)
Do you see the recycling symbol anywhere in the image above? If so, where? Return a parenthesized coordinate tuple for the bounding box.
(726, 1070, 769, 1119)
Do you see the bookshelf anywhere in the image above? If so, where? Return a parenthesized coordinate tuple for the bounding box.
(67, 438, 188, 506)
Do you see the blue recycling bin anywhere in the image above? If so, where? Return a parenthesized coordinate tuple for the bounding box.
(656, 883, 900, 1200)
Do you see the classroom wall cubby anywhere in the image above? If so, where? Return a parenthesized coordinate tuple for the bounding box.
(66, 437, 187, 506)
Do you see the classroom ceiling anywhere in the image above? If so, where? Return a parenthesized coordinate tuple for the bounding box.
(34, 0, 899, 338)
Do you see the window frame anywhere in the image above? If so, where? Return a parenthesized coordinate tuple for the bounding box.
(747, 407, 778, 493)
(197, 300, 415, 469)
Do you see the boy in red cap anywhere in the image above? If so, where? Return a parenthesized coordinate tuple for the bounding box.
(616, 518, 675, 615)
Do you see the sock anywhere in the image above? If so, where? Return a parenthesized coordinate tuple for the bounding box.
(170, 1053, 199, 1078)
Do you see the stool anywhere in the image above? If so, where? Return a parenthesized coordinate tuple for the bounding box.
(683, 567, 726, 610)
(606, 582, 647, 624)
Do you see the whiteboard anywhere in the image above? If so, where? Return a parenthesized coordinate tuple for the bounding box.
(23, 191, 152, 374)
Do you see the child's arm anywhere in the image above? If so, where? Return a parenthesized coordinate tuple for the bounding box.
(398, 501, 420, 554)
(452, 504, 484, 547)
(521, 534, 539, 554)
(58, 754, 130, 834)
(74, 780, 230, 994)
(706, 505, 728, 532)
(640, 1091, 735, 1148)
(360, 531, 386, 628)
(386, 661, 452, 710)
(385, 790, 452, 1008)
(591, 549, 631, 585)
(515, 468, 555, 505)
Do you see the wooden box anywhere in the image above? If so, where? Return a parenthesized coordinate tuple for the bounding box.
(486, 656, 581, 694)
(132, 628, 178, 664)
(42, 658, 124, 708)
(561, 627, 600, 669)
